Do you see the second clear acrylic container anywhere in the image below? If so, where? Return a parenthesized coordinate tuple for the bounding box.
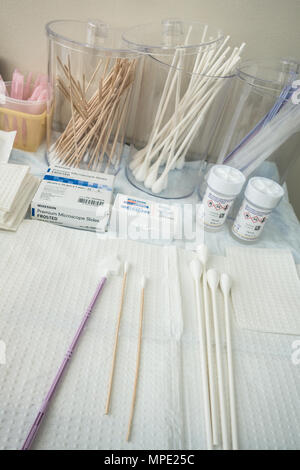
(123, 20, 239, 199)
(208, 58, 300, 181)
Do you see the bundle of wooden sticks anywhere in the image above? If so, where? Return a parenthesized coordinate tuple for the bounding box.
(51, 55, 137, 172)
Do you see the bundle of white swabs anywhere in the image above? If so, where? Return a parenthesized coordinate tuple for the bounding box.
(190, 245, 238, 450)
(130, 35, 245, 194)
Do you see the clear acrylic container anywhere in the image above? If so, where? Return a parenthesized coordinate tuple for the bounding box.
(46, 20, 142, 174)
(123, 20, 239, 199)
(206, 58, 300, 182)
(198, 57, 300, 225)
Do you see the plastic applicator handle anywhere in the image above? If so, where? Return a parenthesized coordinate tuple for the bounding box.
(21, 276, 107, 450)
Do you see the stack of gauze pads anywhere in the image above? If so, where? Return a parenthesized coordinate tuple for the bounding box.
(0, 130, 16, 163)
(226, 246, 300, 335)
(0, 163, 39, 231)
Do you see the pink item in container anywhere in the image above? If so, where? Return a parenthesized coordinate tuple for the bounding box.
(24, 72, 33, 100)
(0, 76, 8, 97)
(0, 71, 49, 152)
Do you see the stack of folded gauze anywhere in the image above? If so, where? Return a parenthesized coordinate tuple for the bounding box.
(0, 130, 16, 163)
(0, 163, 39, 231)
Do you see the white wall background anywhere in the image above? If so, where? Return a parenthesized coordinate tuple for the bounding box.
(0, 0, 300, 216)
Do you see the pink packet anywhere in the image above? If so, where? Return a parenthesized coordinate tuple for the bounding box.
(37, 89, 48, 101)
(33, 74, 42, 89)
(0, 76, 8, 97)
(24, 72, 33, 100)
(15, 73, 24, 100)
(11, 69, 19, 98)
(28, 85, 43, 101)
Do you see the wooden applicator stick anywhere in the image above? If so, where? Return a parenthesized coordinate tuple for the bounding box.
(105, 262, 129, 415)
(126, 276, 146, 442)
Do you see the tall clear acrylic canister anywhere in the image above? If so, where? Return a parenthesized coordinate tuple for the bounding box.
(123, 20, 239, 199)
(46, 20, 142, 174)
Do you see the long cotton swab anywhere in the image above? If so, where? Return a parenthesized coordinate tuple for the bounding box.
(190, 259, 213, 450)
(126, 275, 146, 442)
(21, 257, 120, 450)
(207, 268, 230, 450)
(220, 273, 238, 450)
(105, 262, 129, 415)
(197, 245, 219, 446)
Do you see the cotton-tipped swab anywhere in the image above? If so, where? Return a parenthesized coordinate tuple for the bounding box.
(197, 245, 219, 446)
(21, 257, 120, 450)
(189, 259, 213, 450)
(207, 269, 230, 450)
(126, 275, 146, 442)
(220, 273, 238, 450)
(105, 262, 129, 415)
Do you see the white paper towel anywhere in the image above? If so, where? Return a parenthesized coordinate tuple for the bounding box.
(0, 221, 299, 450)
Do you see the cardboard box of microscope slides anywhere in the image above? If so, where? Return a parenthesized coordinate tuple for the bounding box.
(110, 193, 180, 239)
(31, 165, 115, 232)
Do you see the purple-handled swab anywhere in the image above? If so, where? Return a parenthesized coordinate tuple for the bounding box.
(21, 258, 120, 450)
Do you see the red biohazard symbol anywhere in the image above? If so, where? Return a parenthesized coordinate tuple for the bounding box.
(244, 212, 266, 223)
(207, 200, 229, 211)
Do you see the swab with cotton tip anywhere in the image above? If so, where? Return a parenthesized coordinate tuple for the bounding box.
(197, 245, 219, 446)
(21, 255, 121, 450)
(105, 261, 129, 415)
(207, 268, 230, 450)
(220, 273, 238, 450)
(189, 259, 213, 450)
(126, 275, 146, 442)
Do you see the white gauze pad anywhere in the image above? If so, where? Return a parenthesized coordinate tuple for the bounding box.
(0, 130, 16, 163)
(0, 163, 29, 212)
(226, 246, 300, 335)
(0, 174, 39, 231)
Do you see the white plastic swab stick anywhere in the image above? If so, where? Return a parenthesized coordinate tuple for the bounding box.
(133, 53, 224, 174)
(132, 40, 245, 192)
(147, 81, 221, 185)
(206, 36, 230, 68)
(151, 82, 224, 191)
(220, 273, 238, 450)
(142, 26, 193, 171)
(163, 48, 184, 171)
(189, 259, 213, 450)
(129, 49, 181, 172)
(138, 43, 242, 171)
(126, 275, 146, 442)
(197, 245, 219, 446)
(207, 269, 230, 450)
(146, 49, 235, 171)
(151, 23, 192, 133)
(151, 92, 222, 192)
(142, 50, 183, 176)
(188, 25, 208, 88)
(139, 51, 181, 174)
(105, 262, 129, 415)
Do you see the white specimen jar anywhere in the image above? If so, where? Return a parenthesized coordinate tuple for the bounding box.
(232, 176, 284, 242)
(198, 164, 245, 231)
